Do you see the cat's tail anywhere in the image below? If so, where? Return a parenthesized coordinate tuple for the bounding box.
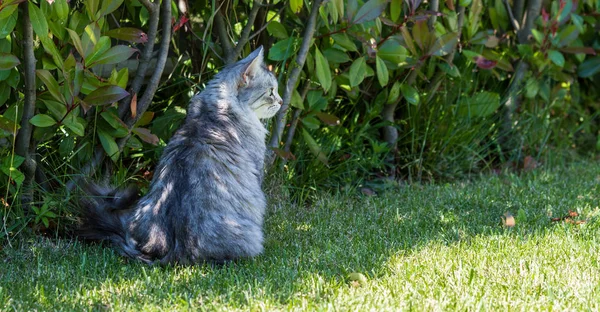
(77, 183, 149, 262)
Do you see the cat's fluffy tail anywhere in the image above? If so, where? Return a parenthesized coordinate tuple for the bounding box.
(77, 183, 147, 261)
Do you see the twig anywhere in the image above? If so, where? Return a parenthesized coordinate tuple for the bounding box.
(125, 0, 172, 128)
(517, 0, 542, 44)
(14, 1, 38, 208)
(428, 0, 439, 31)
(268, 0, 323, 158)
(248, 5, 286, 41)
(502, 0, 520, 31)
(118, 0, 160, 119)
(214, 2, 234, 64)
(231, 0, 263, 63)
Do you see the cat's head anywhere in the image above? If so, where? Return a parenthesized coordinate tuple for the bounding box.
(235, 46, 282, 119)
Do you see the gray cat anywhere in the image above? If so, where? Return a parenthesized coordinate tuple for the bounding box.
(78, 46, 282, 265)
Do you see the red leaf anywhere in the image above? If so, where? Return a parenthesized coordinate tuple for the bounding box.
(474, 56, 497, 69)
(315, 112, 340, 126)
(132, 127, 159, 145)
(130, 92, 137, 119)
(173, 15, 190, 32)
(105, 28, 149, 43)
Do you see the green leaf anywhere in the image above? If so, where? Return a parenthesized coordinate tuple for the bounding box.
(105, 27, 148, 43)
(387, 81, 401, 104)
(531, 29, 544, 45)
(314, 47, 332, 92)
(100, 0, 124, 16)
(268, 37, 299, 61)
(66, 28, 85, 57)
(0, 115, 19, 135)
(53, 0, 69, 21)
(29, 114, 57, 127)
(132, 127, 159, 145)
(290, 0, 303, 13)
(353, 0, 387, 24)
(88, 45, 137, 66)
(0, 3, 17, 21)
(36, 70, 66, 104)
(291, 89, 304, 109)
(63, 116, 86, 136)
(101, 111, 128, 131)
(266, 21, 288, 39)
(97, 129, 120, 162)
(412, 20, 431, 51)
(548, 50, 565, 67)
(85, 36, 111, 66)
(86, 0, 100, 20)
(577, 56, 600, 78)
(400, 84, 419, 105)
(84, 85, 130, 106)
(82, 23, 101, 58)
(349, 57, 367, 87)
(301, 128, 328, 165)
(457, 91, 500, 117)
(557, 0, 572, 24)
(323, 48, 350, 64)
(28, 3, 48, 38)
(390, 0, 401, 22)
(375, 56, 389, 86)
(73, 62, 84, 97)
(315, 112, 340, 126)
(430, 32, 458, 56)
(0, 9, 18, 38)
(346, 0, 358, 20)
(331, 33, 358, 52)
(302, 116, 320, 129)
(0, 53, 19, 70)
(378, 40, 408, 65)
(556, 25, 579, 48)
(41, 99, 67, 120)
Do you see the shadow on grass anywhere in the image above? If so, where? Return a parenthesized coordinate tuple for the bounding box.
(1, 164, 599, 309)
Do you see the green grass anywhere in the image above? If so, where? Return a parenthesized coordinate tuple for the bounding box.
(2, 162, 600, 310)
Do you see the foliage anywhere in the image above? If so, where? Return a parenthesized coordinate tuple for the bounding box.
(0, 0, 599, 240)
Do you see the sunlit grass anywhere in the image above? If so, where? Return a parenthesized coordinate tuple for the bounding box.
(2, 162, 600, 310)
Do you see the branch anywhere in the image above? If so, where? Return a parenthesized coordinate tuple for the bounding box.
(214, 3, 234, 64)
(125, 0, 172, 128)
(517, 0, 542, 44)
(248, 4, 286, 42)
(268, 0, 323, 154)
(513, 0, 525, 26)
(231, 0, 263, 62)
(502, 0, 520, 32)
(14, 1, 38, 206)
(282, 82, 311, 152)
(428, 0, 439, 31)
(118, 0, 160, 119)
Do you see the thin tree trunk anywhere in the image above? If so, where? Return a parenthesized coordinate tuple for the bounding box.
(268, 0, 323, 163)
(14, 1, 37, 208)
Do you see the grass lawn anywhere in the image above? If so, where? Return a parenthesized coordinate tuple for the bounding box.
(2, 162, 600, 310)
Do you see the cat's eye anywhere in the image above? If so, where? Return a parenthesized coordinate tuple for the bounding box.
(269, 88, 274, 96)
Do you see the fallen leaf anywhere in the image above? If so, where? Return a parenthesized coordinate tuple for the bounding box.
(502, 211, 515, 227)
(523, 155, 538, 171)
(360, 187, 376, 196)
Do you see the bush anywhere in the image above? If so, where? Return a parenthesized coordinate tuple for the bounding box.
(0, 0, 598, 241)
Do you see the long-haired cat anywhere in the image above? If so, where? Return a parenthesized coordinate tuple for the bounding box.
(78, 46, 282, 265)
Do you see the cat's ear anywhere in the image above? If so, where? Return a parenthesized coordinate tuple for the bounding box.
(240, 46, 264, 86)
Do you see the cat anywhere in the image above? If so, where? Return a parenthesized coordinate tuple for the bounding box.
(78, 46, 282, 265)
